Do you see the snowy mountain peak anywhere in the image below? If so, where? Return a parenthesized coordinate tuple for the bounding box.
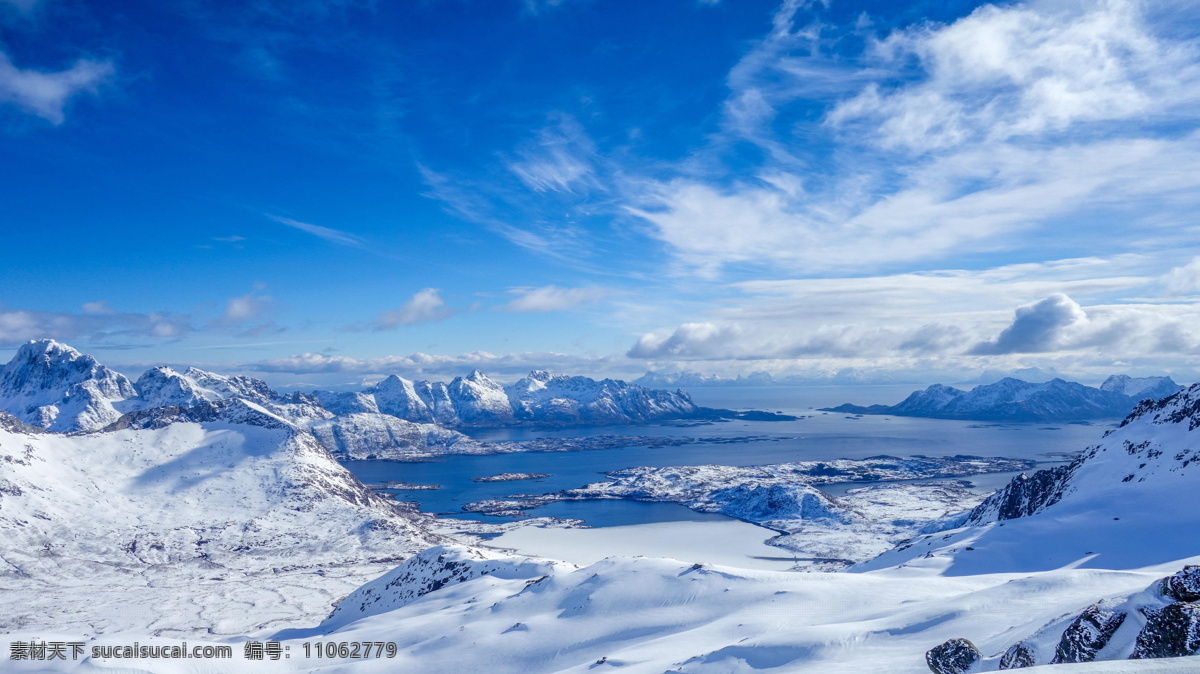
(135, 365, 274, 409)
(0, 339, 137, 432)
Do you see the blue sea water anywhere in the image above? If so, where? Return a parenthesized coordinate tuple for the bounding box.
(343, 386, 1114, 528)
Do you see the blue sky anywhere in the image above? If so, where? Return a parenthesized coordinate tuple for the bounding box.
(3, 0, 1200, 385)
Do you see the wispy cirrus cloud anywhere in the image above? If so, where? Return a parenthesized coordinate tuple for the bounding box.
(507, 113, 599, 194)
(503, 285, 611, 312)
(268, 215, 364, 247)
(623, 0, 1200, 276)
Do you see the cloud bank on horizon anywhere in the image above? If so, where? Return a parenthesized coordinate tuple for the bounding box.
(2, 0, 1200, 385)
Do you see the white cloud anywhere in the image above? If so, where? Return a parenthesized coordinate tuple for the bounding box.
(0, 307, 192, 346)
(828, 0, 1198, 152)
(504, 285, 610, 312)
(375, 288, 451, 329)
(220, 287, 274, 325)
(1163, 257, 1200, 295)
(268, 215, 364, 247)
(0, 52, 113, 124)
(81, 301, 114, 315)
(246, 349, 618, 379)
(971, 293, 1087, 354)
(623, 0, 1200, 275)
(508, 114, 599, 194)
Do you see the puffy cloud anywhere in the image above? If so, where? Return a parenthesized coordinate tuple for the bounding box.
(220, 287, 273, 324)
(627, 321, 970, 361)
(970, 293, 1088, 354)
(503, 286, 610, 312)
(628, 323, 745, 359)
(1162, 257, 1200, 295)
(374, 288, 451, 329)
(0, 52, 113, 124)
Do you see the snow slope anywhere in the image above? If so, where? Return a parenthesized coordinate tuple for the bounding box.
(860, 383, 1200, 576)
(0, 402, 443, 636)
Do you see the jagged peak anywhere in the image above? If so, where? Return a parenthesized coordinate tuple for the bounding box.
(1119, 382, 1200, 429)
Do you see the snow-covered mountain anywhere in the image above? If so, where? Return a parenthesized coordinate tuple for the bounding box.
(861, 382, 1200, 575)
(309, 413, 485, 460)
(361, 369, 700, 427)
(1100, 374, 1184, 401)
(823, 376, 1178, 422)
(0, 401, 443, 635)
(0, 339, 138, 432)
(0, 341, 711, 452)
(848, 383, 1200, 669)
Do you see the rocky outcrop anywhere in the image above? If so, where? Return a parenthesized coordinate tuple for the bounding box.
(928, 565, 1200, 669)
(998, 641, 1035, 669)
(104, 398, 295, 432)
(925, 638, 981, 674)
(965, 463, 1075, 524)
(1162, 566, 1200, 602)
(1050, 603, 1126, 664)
(1131, 601, 1200, 659)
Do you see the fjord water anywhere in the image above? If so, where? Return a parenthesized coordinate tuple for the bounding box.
(344, 386, 1113, 528)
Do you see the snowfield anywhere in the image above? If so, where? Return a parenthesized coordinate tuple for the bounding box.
(0, 404, 443, 636)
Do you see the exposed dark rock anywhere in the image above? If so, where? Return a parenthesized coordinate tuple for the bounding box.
(925, 638, 981, 674)
(104, 399, 293, 432)
(966, 462, 1075, 524)
(1162, 566, 1200, 603)
(0, 411, 43, 434)
(1050, 603, 1126, 663)
(1131, 601, 1200, 659)
(999, 641, 1035, 669)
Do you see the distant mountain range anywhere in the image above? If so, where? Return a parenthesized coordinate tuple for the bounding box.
(821, 376, 1185, 422)
(634, 368, 902, 387)
(0, 340, 787, 436)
